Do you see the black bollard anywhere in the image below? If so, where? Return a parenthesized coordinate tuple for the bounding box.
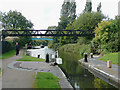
(46, 53, 49, 63)
(38, 55, 40, 58)
(84, 53, 88, 62)
(90, 53, 93, 58)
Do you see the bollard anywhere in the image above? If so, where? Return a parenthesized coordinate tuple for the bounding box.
(46, 53, 49, 63)
(107, 61, 112, 68)
(90, 53, 93, 58)
(84, 53, 88, 62)
(38, 55, 40, 58)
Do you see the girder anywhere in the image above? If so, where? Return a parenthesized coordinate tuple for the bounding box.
(2, 30, 94, 37)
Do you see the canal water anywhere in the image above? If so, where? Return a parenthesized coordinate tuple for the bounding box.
(58, 51, 117, 89)
(29, 46, 117, 89)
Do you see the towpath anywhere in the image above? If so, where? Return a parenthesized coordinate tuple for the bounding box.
(2, 50, 35, 88)
(79, 55, 120, 88)
(2, 49, 73, 89)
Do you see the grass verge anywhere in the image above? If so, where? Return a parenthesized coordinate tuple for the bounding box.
(0, 50, 16, 59)
(59, 43, 90, 59)
(34, 72, 60, 88)
(99, 52, 118, 65)
(16, 55, 45, 62)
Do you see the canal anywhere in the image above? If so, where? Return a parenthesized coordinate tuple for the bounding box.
(58, 51, 117, 89)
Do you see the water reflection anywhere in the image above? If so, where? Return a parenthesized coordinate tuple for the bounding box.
(59, 51, 117, 89)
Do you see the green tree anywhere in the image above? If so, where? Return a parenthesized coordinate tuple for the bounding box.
(73, 12, 104, 40)
(93, 16, 119, 53)
(57, 0, 76, 30)
(56, 0, 76, 45)
(1, 10, 33, 30)
(0, 11, 3, 30)
(97, 2, 102, 12)
(47, 26, 56, 30)
(83, 0, 92, 13)
(1, 10, 34, 47)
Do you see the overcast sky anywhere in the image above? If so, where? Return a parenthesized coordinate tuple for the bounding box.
(0, 0, 119, 29)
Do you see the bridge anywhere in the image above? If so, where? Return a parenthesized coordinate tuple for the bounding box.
(2, 30, 94, 37)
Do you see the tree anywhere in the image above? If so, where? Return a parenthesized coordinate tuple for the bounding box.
(93, 16, 119, 53)
(97, 2, 102, 12)
(47, 26, 56, 30)
(0, 12, 3, 30)
(63, 12, 105, 44)
(1, 10, 34, 47)
(1, 10, 33, 30)
(56, 0, 76, 45)
(57, 0, 76, 30)
(73, 12, 104, 30)
(83, 0, 92, 13)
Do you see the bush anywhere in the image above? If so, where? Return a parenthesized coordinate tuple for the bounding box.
(93, 16, 119, 53)
(2, 41, 14, 54)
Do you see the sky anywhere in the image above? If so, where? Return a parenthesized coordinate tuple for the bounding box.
(0, 0, 119, 29)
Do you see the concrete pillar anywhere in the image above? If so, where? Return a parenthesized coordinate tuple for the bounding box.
(107, 61, 112, 68)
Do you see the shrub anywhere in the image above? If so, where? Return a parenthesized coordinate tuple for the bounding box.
(2, 41, 14, 54)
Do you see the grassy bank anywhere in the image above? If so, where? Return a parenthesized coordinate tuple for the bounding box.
(0, 50, 16, 59)
(17, 55, 45, 62)
(34, 72, 60, 88)
(59, 43, 90, 59)
(99, 52, 119, 65)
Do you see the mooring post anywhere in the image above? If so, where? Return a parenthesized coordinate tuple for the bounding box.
(46, 53, 49, 63)
(84, 53, 88, 62)
(90, 53, 93, 58)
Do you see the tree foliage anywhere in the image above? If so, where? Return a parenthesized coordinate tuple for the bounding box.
(73, 12, 104, 31)
(97, 2, 102, 12)
(1, 10, 33, 30)
(1, 10, 34, 47)
(83, 0, 92, 13)
(57, 0, 76, 30)
(92, 16, 119, 53)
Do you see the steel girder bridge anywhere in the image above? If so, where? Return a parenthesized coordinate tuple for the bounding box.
(2, 30, 94, 37)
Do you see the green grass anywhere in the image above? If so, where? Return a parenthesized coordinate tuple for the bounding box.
(34, 72, 60, 88)
(99, 52, 118, 65)
(59, 43, 90, 59)
(17, 55, 45, 62)
(0, 50, 16, 59)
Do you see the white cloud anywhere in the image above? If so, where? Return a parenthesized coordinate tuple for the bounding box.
(0, 0, 119, 29)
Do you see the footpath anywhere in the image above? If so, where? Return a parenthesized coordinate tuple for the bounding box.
(79, 55, 120, 89)
(2, 50, 35, 88)
(2, 49, 73, 89)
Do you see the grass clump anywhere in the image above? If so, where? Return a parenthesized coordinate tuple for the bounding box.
(34, 72, 60, 88)
(99, 52, 118, 65)
(17, 55, 45, 62)
(0, 50, 16, 59)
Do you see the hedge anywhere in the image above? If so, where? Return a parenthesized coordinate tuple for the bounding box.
(2, 41, 14, 54)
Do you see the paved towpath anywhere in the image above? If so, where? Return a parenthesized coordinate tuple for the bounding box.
(79, 55, 120, 88)
(2, 50, 35, 88)
(8, 61, 73, 88)
(2, 49, 73, 89)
